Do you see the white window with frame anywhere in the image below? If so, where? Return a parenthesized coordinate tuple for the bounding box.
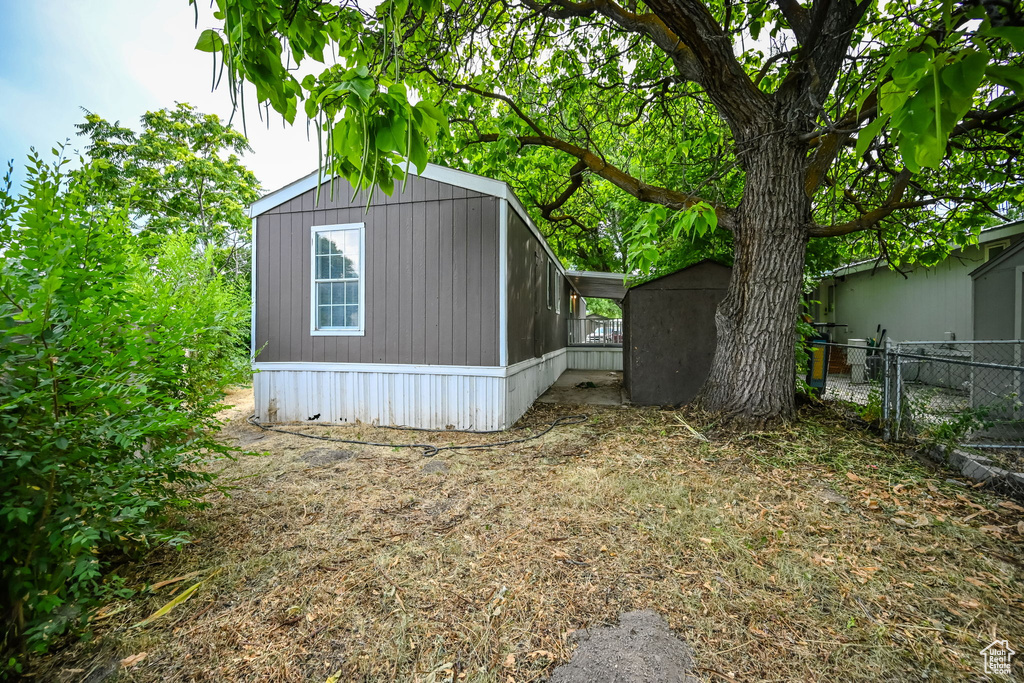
(311, 223, 365, 336)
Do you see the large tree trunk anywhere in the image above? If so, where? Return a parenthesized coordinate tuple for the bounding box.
(697, 133, 810, 425)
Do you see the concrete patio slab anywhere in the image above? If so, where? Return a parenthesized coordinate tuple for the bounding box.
(536, 369, 626, 406)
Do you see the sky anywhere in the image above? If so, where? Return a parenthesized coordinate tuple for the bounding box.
(0, 1, 320, 193)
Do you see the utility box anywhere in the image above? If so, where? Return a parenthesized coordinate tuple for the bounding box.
(623, 260, 731, 406)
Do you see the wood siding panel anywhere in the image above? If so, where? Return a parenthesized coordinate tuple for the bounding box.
(505, 212, 570, 364)
(255, 175, 499, 366)
(438, 200, 455, 365)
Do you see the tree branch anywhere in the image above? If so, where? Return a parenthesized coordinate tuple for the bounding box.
(518, 0, 702, 81)
(466, 132, 736, 229)
(808, 169, 933, 236)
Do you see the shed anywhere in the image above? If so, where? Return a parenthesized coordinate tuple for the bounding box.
(622, 260, 731, 406)
(249, 164, 586, 430)
(971, 237, 1024, 341)
(969, 239, 1024, 422)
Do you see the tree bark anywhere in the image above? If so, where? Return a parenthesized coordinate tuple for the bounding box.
(696, 132, 810, 425)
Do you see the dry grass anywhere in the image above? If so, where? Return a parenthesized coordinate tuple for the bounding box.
(31, 388, 1024, 682)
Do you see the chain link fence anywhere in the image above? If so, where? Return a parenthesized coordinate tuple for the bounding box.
(808, 339, 1024, 496)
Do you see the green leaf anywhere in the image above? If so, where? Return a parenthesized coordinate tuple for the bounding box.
(987, 26, 1024, 51)
(194, 29, 224, 53)
(855, 115, 889, 158)
(132, 582, 202, 628)
(408, 129, 429, 173)
(986, 65, 1024, 96)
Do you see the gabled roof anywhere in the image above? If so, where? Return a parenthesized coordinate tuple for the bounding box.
(970, 233, 1024, 278)
(249, 164, 578, 291)
(826, 219, 1024, 279)
(627, 258, 732, 290)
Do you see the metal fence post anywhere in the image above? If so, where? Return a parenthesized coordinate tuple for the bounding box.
(894, 343, 903, 442)
(883, 339, 891, 441)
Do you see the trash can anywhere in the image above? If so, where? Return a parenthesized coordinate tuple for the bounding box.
(805, 332, 831, 397)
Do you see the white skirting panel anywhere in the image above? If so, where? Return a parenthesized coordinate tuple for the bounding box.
(567, 347, 623, 371)
(253, 349, 566, 431)
(504, 348, 568, 426)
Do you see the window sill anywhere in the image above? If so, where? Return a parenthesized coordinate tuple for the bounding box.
(310, 329, 365, 337)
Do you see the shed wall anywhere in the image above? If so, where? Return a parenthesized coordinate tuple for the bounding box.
(506, 211, 570, 364)
(255, 175, 500, 366)
(973, 248, 1024, 340)
(624, 262, 731, 406)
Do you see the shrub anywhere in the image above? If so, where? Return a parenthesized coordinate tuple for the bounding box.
(0, 152, 248, 670)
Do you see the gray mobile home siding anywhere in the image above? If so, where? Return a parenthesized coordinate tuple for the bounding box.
(255, 175, 500, 365)
(506, 211, 570, 364)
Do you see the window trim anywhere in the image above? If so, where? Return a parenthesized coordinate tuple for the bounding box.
(985, 239, 1010, 262)
(555, 267, 561, 314)
(310, 222, 366, 337)
(547, 259, 555, 310)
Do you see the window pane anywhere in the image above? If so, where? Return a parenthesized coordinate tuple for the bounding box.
(318, 305, 331, 328)
(318, 282, 332, 306)
(345, 281, 358, 306)
(316, 255, 331, 279)
(325, 230, 344, 254)
(314, 234, 332, 257)
(332, 282, 347, 305)
(328, 254, 344, 279)
(345, 231, 360, 277)
(331, 305, 345, 327)
(345, 305, 359, 328)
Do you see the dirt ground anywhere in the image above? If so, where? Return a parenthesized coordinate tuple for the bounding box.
(31, 387, 1024, 682)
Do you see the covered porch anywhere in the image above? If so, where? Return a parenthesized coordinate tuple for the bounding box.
(565, 270, 627, 373)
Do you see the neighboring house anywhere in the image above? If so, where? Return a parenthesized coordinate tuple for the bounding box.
(249, 164, 588, 430)
(814, 220, 1024, 343)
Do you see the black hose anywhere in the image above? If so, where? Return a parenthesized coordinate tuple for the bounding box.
(245, 414, 589, 457)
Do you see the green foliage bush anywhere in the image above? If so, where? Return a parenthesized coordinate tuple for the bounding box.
(0, 152, 249, 669)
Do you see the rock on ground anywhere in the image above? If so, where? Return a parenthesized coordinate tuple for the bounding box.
(422, 459, 449, 474)
(547, 610, 699, 683)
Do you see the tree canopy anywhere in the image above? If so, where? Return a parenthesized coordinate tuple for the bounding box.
(192, 0, 1024, 421)
(76, 103, 262, 277)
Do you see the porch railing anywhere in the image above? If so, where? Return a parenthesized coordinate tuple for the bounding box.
(569, 318, 623, 346)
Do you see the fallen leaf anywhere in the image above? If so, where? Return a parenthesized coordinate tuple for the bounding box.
(998, 501, 1024, 513)
(965, 577, 988, 588)
(528, 650, 555, 660)
(120, 653, 147, 667)
(150, 570, 204, 592)
(846, 472, 861, 482)
(503, 653, 516, 668)
(133, 582, 202, 628)
(1018, 521, 1024, 535)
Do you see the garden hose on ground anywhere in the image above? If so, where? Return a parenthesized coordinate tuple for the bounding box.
(245, 414, 589, 457)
